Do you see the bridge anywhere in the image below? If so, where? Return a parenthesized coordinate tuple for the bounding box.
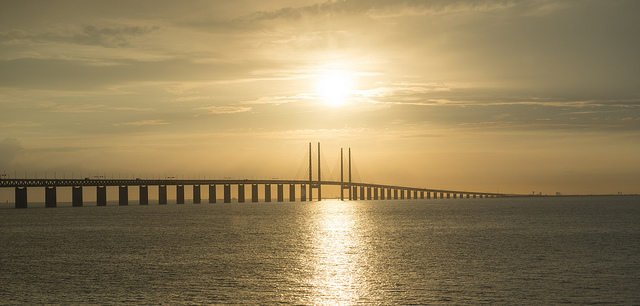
(0, 143, 507, 208)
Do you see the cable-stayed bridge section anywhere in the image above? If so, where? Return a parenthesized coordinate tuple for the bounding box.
(0, 143, 507, 208)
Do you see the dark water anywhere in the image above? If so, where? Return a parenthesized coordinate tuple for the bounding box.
(1, 196, 639, 304)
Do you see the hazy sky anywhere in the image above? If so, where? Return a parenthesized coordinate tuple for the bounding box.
(1, 0, 639, 195)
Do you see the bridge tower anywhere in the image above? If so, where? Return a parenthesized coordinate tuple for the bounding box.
(308, 142, 322, 201)
(341, 148, 344, 201)
(348, 147, 352, 200)
(340, 147, 352, 201)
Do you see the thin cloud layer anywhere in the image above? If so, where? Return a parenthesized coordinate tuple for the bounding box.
(0, 0, 639, 194)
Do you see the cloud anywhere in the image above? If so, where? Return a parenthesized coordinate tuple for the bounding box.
(113, 119, 169, 127)
(0, 138, 24, 167)
(0, 57, 269, 91)
(236, 0, 516, 23)
(242, 94, 315, 105)
(0, 25, 159, 48)
(196, 106, 252, 115)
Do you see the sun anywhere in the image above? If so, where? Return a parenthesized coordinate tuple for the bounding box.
(315, 71, 353, 107)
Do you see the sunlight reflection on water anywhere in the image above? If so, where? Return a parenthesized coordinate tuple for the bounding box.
(305, 200, 373, 304)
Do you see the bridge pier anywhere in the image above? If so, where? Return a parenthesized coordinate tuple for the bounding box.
(15, 187, 27, 208)
(407, 190, 412, 200)
(380, 188, 385, 200)
(277, 184, 284, 202)
(238, 184, 245, 203)
(119, 186, 128, 205)
(139, 186, 148, 205)
(252, 184, 259, 202)
(400, 189, 405, 200)
(72, 186, 83, 207)
(224, 184, 231, 203)
(367, 187, 371, 200)
(193, 185, 201, 204)
(426, 191, 431, 199)
(420, 191, 424, 199)
(300, 184, 306, 201)
(289, 184, 295, 202)
(373, 188, 378, 200)
(159, 185, 167, 204)
(137, 186, 147, 205)
(453, 193, 457, 199)
(45, 186, 56, 208)
(209, 184, 216, 203)
(97, 186, 107, 206)
(177, 185, 185, 204)
(360, 186, 365, 200)
(352, 186, 357, 200)
(265, 184, 271, 202)
(413, 190, 418, 199)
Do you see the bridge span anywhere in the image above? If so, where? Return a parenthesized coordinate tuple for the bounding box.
(0, 178, 504, 208)
(0, 143, 508, 208)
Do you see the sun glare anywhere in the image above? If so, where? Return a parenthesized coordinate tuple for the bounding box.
(315, 71, 353, 107)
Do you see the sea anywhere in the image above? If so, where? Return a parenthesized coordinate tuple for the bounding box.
(1, 196, 639, 305)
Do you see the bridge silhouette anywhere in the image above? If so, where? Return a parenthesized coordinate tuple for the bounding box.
(1, 143, 507, 208)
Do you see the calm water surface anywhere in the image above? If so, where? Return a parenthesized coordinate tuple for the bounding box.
(1, 196, 639, 304)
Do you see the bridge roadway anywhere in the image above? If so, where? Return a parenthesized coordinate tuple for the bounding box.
(1, 178, 506, 208)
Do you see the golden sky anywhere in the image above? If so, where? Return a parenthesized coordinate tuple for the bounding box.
(1, 0, 639, 195)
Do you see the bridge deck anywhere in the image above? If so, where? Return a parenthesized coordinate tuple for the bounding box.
(0, 178, 506, 197)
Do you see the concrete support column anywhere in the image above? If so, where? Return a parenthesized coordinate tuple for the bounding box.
(209, 184, 217, 203)
(159, 185, 167, 204)
(277, 184, 284, 202)
(265, 184, 271, 202)
(366, 187, 372, 200)
(380, 188, 385, 200)
(139, 186, 148, 205)
(72, 186, 83, 207)
(407, 190, 412, 200)
(414, 190, 418, 199)
(466, 194, 470, 199)
(193, 185, 201, 204)
(252, 184, 259, 202)
(360, 186, 365, 200)
(15, 187, 27, 209)
(45, 186, 57, 208)
(300, 185, 306, 202)
(352, 186, 358, 200)
(473, 194, 477, 198)
(440, 192, 444, 199)
(373, 188, 378, 200)
(427, 191, 431, 199)
(238, 184, 245, 203)
(224, 184, 231, 203)
(119, 186, 128, 206)
(177, 185, 185, 204)
(420, 191, 424, 199)
(400, 189, 404, 200)
(289, 184, 295, 202)
(97, 186, 107, 206)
